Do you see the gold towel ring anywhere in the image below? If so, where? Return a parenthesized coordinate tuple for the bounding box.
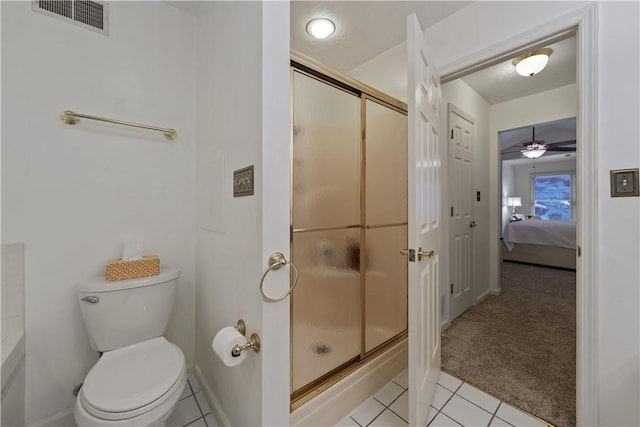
(259, 252, 299, 302)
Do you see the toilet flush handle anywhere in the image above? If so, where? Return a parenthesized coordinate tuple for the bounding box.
(81, 296, 100, 304)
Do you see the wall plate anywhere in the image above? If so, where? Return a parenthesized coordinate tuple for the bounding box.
(610, 168, 639, 197)
(234, 165, 254, 197)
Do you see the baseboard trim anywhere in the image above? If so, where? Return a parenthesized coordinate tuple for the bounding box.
(290, 338, 407, 426)
(475, 289, 491, 304)
(194, 364, 231, 427)
(28, 409, 74, 427)
(490, 288, 502, 296)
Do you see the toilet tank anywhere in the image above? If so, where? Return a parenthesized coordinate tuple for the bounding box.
(76, 269, 180, 352)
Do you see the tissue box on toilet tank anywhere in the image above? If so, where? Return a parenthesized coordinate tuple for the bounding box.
(105, 256, 160, 282)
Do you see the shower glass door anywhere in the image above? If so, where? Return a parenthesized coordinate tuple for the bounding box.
(291, 70, 408, 396)
(364, 99, 408, 353)
(291, 71, 362, 392)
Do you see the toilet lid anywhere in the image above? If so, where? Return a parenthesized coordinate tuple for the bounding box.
(82, 337, 184, 414)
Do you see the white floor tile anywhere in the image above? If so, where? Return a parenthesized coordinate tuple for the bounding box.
(186, 417, 207, 427)
(204, 413, 219, 427)
(456, 383, 500, 413)
(374, 381, 406, 406)
(437, 372, 463, 393)
(489, 415, 514, 426)
(350, 398, 386, 427)
(427, 406, 439, 425)
(440, 395, 492, 427)
(431, 384, 454, 410)
(166, 396, 202, 427)
(428, 412, 462, 427)
(369, 409, 408, 427)
(389, 390, 408, 422)
(495, 403, 546, 427)
(393, 369, 409, 389)
(179, 383, 194, 400)
(188, 373, 201, 393)
(335, 416, 360, 427)
(195, 392, 212, 415)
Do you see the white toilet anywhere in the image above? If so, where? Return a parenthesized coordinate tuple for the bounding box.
(74, 268, 186, 427)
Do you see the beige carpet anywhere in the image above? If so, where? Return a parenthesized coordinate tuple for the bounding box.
(442, 261, 576, 427)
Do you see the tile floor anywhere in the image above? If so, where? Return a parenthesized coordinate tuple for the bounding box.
(166, 373, 219, 427)
(336, 370, 551, 427)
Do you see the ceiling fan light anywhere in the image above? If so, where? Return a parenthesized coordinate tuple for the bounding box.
(521, 144, 546, 159)
(306, 18, 335, 39)
(512, 48, 553, 76)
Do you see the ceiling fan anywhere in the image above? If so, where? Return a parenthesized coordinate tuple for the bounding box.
(502, 127, 576, 159)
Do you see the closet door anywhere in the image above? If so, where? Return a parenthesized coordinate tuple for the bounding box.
(291, 71, 362, 392)
(364, 99, 408, 353)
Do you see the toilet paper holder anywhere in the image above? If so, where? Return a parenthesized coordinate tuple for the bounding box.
(232, 319, 261, 357)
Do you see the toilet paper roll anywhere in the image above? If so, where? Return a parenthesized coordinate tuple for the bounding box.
(212, 326, 247, 367)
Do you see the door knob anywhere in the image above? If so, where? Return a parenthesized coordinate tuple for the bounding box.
(470, 221, 477, 228)
(418, 247, 434, 260)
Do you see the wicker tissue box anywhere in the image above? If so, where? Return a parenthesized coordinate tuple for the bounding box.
(106, 256, 160, 282)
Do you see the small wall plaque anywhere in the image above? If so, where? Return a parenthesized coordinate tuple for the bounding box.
(234, 165, 254, 197)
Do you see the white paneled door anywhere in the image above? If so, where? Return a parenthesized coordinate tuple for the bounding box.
(448, 107, 475, 321)
(407, 13, 442, 427)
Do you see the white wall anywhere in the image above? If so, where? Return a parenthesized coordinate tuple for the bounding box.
(501, 162, 515, 232)
(441, 80, 491, 326)
(195, 2, 290, 426)
(596, 3, 640, 425)
(347, 2, 639, 425)
(1, 2, 197, 424)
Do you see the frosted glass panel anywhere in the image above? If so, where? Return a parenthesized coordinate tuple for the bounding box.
(365, 225, 408, 353)
(293, 72, 361, 229)
(366, 100, 408, 226)
(291, 228, 361, 392)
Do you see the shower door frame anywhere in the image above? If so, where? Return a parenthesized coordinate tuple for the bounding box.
(289, 51, 409, 408)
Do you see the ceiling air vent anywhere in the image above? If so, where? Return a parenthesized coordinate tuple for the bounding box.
(32, 0, 109, 35)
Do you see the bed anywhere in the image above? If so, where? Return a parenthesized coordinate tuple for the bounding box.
(502, 219, 576, 269)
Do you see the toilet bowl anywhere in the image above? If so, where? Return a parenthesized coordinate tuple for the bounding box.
(74, 269, 186, 427)
(74, 337, 186, 427)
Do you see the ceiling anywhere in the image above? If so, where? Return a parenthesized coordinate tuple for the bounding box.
(166, 1, 576, 107)
(290, 1, 471, 72)
(461, 37, 576, 104)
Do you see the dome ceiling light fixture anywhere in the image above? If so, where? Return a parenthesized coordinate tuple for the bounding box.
(512, 48, 553, 77)
(306, 18, 336, 40)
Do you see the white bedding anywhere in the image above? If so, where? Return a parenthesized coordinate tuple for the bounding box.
(503, 219, 576, 252)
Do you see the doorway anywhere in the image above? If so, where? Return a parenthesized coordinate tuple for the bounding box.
(440, 33, 578, 427)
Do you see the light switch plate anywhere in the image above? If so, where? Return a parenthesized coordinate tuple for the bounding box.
(610, 168, 639, 197)
(233, 165, 254, 197)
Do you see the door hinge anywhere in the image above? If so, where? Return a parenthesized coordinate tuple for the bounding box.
(451, 129, 454, 139)
(578, 245, 581, 257)
(450, 283, 454, 294)
(451, 206, 454, 217)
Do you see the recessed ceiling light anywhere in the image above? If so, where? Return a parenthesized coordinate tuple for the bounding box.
(512, 48, 553, 76)
(306, 18, 335, 40)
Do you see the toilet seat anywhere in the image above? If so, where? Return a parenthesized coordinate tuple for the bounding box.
(79, 337, 185, 421)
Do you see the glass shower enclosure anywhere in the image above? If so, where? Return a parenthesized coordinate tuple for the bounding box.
(291, 67, 408, 398)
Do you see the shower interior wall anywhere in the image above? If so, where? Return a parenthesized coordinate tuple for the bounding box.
(290, 69, 408, 395)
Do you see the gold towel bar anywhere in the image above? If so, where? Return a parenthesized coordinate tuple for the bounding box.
(60, 110, 177, 141)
